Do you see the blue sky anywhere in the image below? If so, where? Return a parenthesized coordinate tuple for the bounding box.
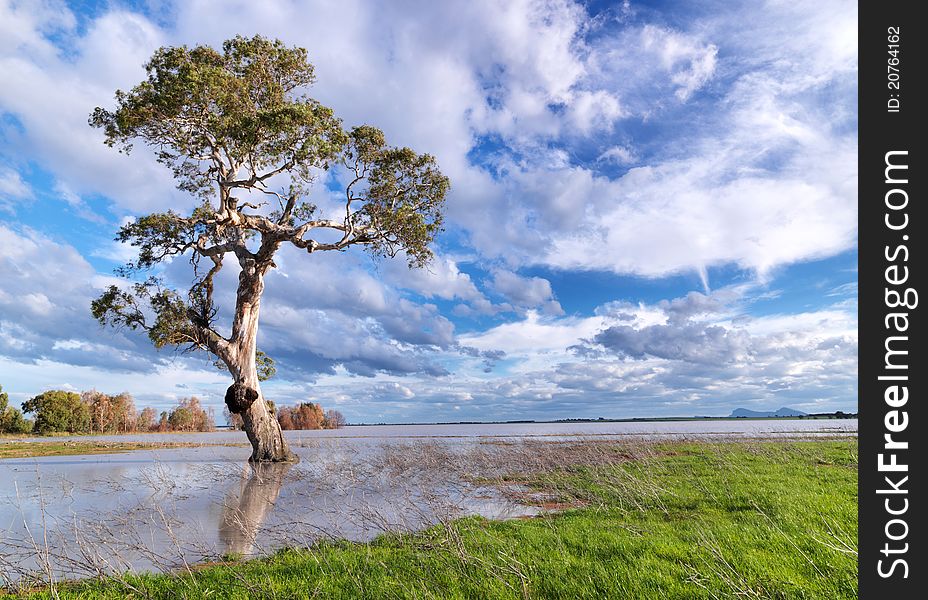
(0, 0, 858, 423)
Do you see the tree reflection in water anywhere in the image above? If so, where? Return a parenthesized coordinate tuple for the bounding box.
(219, 461, 293, 556)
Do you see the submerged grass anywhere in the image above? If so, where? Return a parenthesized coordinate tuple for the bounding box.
(17, 438, 857, 599)
(0, 441, 245, 459)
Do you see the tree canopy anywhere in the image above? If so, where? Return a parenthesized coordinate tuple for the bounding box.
(22, 390, 90, 434)
(90, 35, 449, 361)
(0, 385, 32, 434)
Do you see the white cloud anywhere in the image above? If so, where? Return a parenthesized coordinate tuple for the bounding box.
(0, 0, 76, 61)
(564, 90, 624, 135)
(323, 288, 858, 420)
(543, 145, 857, 277)
(0, 6, 179, 215)
(0, 166, 32, 211)
(597, 145, 637, 165)
(488, 269, 563, 315)
(379, 252, 498, 315)
(0, 224, 165, 372)
(639, 24, 718, 101)
(460, 310, 602, 357)
(372, 381, 415, 399)
(1, 0, 857, 280)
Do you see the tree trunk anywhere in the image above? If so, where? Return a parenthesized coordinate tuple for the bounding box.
(239, 374, 295, 462)
(224, 264, 297, 463)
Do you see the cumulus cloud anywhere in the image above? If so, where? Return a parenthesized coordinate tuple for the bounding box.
(0, 3, 208, 220)
(1, 0, 856, 279)
(592, 323, 751, 364)
(169, 247, 460, 379)
(453, 4, 854, 279)
(540, 128, 856, 278)
(640, 25, 718, 101)
(0, 224, 161, 372)
(0, 1, 858, 420)
(658, 290, 731, 324)
(372, 381, 415, 399)
(0, 166, 32, 211)
(488, 269, 563, 315)
(458, 345, 507, 373)
(379, 252, 501, 315)
(325, 289, 856, 421)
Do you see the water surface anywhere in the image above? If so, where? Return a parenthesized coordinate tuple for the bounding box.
(0, 419, 856, 583)
(5, 418, 858, 445)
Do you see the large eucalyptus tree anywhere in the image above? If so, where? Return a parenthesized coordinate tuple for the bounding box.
(90, 36, 448, 462)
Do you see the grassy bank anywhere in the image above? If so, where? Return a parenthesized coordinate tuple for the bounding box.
(0, 440, 245, 459)
(17, 438, 857, 599)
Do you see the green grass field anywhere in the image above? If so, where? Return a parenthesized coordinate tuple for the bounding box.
(16, 439, 858, 599)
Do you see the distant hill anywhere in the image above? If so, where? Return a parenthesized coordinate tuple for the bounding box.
(730, 407, 807, 418)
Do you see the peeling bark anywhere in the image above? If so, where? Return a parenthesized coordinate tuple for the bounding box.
(222, 263, 297, 463)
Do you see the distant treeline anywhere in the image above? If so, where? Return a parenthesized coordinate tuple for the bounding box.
(0, 384, 214, 434)
(224, 401, 346, 431)
(2, 382, 347, 435)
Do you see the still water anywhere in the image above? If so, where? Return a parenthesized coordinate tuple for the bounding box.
(10, 417, 858, 445)
(0, 420, 856, 583)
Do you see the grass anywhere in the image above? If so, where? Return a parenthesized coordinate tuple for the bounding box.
(15, 438, 858, 599)
(0, 440, 245, 459)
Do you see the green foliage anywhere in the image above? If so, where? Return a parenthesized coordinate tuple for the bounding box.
(214, 350, 277, 381)
(21, 390, 91, 434)
(167, 407, 193, 431)
(346, 126, 448, 267)
(115, 211, 196, 271)
(0, 384, 33, 434)
(90, 35, 346, 199)
(255, 350, 277, 381)
(92, 280, 204, 350)
(166, 397, 214, 432)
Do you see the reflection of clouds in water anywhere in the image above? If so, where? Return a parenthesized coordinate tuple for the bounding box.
(219, 462, 292, 556)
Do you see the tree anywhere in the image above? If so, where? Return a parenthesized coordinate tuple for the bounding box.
(324, 409, 346, 429)
(22, 390, 91, 434)
(90, 35, 448, 462)
(83, 390, 111, 433)
(138, 406, 157, 431)
(167, 397, 215, 432)
(0, 385, 32, 434)
(83, 390, 137, 433)
(111, 393, 138, 433)
(224, 405, 244, 430)
(276, 402, 340, 430)
(294, 402, 324, 429)
(277, 405, 295, 430)
(168, 405, 194, 431)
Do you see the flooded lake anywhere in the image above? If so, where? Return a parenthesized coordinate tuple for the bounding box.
(0, 419, 855, 584)
(11, 417, 857, 445)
